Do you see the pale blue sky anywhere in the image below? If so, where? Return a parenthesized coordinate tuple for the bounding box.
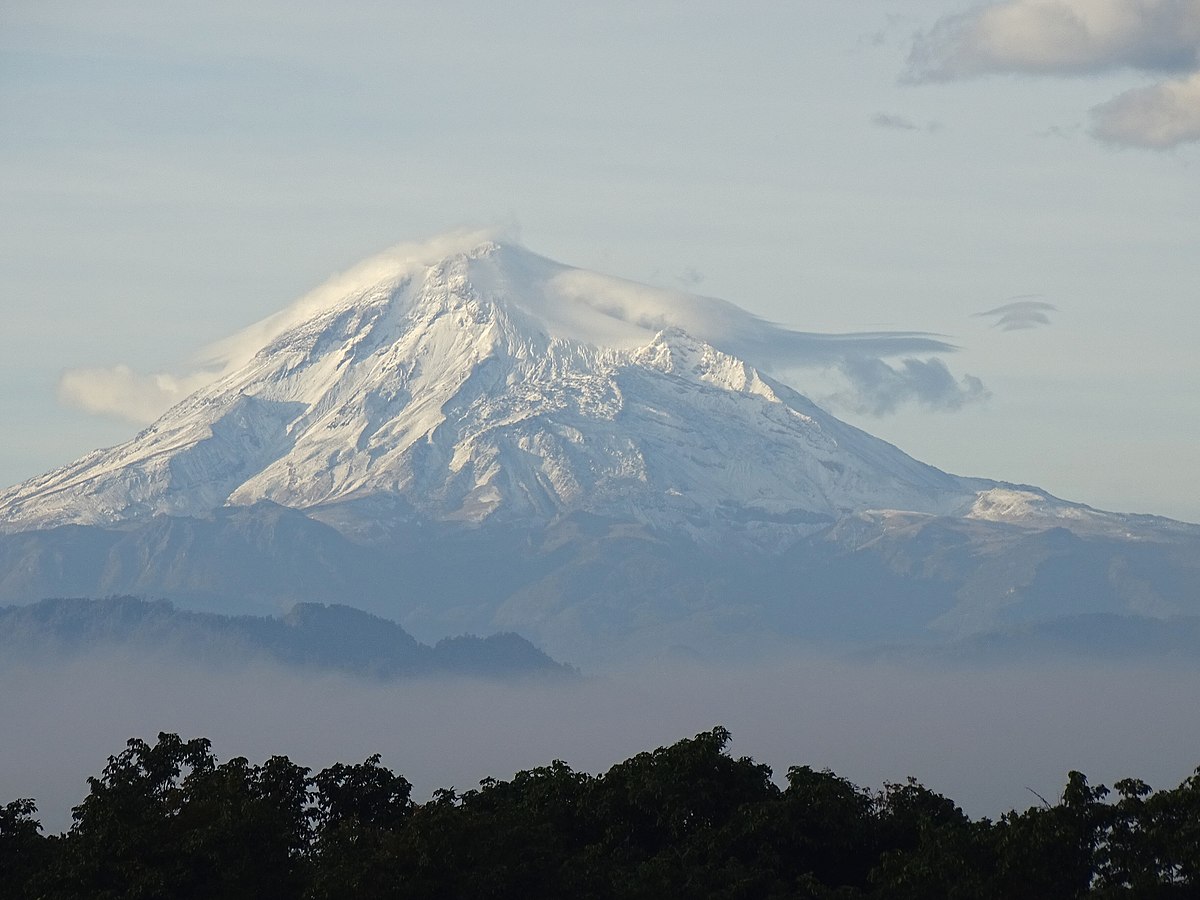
(2, 0, 1198, 520)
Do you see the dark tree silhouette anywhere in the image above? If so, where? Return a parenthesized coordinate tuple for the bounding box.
(4, 729, 1200, 899)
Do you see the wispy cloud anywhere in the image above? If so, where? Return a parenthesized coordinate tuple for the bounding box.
(550, 266, 986, 416)
(872, 112, 920, 131)
(904, 0, 1200, 148)
(58, 366, 218, 425)
(870, 113, 942, 133)
(829, 356, 989, 416)
(974, 298, 1058, 331)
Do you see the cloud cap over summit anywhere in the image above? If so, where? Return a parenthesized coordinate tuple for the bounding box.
(57, 232, 985, 426)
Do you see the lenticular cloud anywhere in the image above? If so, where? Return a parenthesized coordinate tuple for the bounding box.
(974, 299, 1057, 332)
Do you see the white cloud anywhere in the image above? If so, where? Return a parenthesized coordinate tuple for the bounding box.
(57, 365, 218, 425)
(906, 1, 1200, 147)
(907, 0, 1200, 81)
(1091, 70, 1200, 147)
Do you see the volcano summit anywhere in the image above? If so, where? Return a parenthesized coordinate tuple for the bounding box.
(1, 234, 1197, 665)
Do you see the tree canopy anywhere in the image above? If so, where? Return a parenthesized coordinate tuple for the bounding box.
(2, 728, 1198, 898)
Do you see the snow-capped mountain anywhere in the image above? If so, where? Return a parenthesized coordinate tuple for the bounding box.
(0, 236, 1000, 541)
(2, 233, 1196, 665)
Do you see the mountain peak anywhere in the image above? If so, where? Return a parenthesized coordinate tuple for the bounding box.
(0, 236, 989, 540)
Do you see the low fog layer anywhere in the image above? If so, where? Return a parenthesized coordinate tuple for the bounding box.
(3, 652, 1197, 835)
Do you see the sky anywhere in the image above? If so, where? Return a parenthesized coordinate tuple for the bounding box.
(2, 0, 1198, 521)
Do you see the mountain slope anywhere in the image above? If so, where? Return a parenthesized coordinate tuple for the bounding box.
(0, 596, 574, 679)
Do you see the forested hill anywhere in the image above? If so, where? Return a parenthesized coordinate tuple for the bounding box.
(0, 597, 574, 680)
(2, 727, 1198, 898)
